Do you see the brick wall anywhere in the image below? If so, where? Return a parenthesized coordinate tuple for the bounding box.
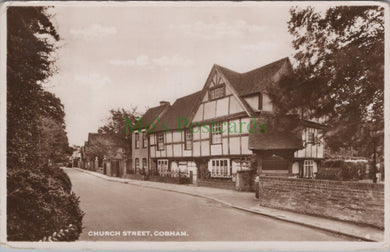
(259, 176, 384, 228)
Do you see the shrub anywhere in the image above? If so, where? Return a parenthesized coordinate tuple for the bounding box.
(316, 167, 343, 180)
(318, 159, 369, 181)
(7, 167, 84, 241)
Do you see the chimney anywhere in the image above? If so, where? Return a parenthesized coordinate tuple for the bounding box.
(160, 101, 170, 106)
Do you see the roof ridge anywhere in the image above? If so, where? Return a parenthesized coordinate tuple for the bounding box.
(175, 90, 202, 101)
(214, 57, 289, 76)
(243, 57, 289, 75)
(214, 64, 240, 74)
(148, 103, 169, 110)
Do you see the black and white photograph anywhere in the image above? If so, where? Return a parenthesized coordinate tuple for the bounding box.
(0, 1, 388, 250)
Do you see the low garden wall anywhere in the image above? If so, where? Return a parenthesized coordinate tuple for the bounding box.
(198, 179, 235, 190)
(124, 174, 146, 180)
(258, 176, 384, 228)
(148, 175, 191, 184)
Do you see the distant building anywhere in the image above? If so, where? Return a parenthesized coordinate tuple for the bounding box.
(131, 102, 170, 176)
(70, 146, 81, 167)
(81, 133, 129, 177)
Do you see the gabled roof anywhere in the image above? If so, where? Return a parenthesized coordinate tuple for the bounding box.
(155, 91, 202, 132)
(216, 57, 292, 97)
(140, 103, 170, 129)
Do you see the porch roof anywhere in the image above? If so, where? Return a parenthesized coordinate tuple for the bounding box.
(248, 131, 303, 151)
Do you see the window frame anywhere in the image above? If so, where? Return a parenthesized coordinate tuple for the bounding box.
(142, 132, 148, 148)
(210, 159, 230, 178)
(208, 84, 226, 101)
(135, 158, 140, 171)
(303, 160, 314, 178)
(157, 159, 169, 175)
(135, 132, 140, 149)
(184, 129, 193, 150)
(157, 132, 165, 151)
(307, 131, 315, 144)
(211, 122, 223, 145)
(258, 93, 263, 110)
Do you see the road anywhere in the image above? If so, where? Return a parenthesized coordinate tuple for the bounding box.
(65, 168, 356, 241)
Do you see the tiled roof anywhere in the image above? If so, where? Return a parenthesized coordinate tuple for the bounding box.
(140, 103, 169, 129)
(248, 131, 303, 150)
(155, 91, 202, 132)
(152, 58, 292, 133)
(216, 57, 292, 97)
(247, 115, 303, 150)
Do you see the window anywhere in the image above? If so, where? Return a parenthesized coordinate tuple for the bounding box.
(211, 122, 223, 144)
(157, 159, 168, 175)
(142, 158, 147, 170)
(258, 93, 263, 110)
(157, 132, 164, 150)
(135, 133, 140, 149)
(185, 130, 193, 150)
(307, 132, 315, 143)
(135, 158, 140, 173)
(210, 159, 229, 177)
(209, 85, 225, 100)
(303, 160, 314, 178)
(142, 133, 148, 148)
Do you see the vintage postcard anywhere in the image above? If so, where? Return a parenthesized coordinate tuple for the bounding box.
(0, 1, 389, 250)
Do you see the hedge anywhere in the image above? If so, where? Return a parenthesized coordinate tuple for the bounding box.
(7, 167, 84, 241)
(318, 159, 369, 181)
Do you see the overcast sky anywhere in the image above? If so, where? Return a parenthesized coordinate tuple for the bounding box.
(46, 3, 300, 146)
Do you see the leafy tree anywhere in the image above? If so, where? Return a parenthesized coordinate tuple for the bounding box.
(98, 107, 141, 151)
(37, 116, 70, 165)
(7, 6, 60, 169)
(269, 6, 384, 158)
(7, 7, 83, 241)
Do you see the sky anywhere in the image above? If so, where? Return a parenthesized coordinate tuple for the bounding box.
(46, 3, 299, 146)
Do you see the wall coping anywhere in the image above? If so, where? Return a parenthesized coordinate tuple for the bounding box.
(259, 175, 384, 190)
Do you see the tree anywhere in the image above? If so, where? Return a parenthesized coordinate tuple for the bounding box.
(7, 7, 83, 241)
(98, 107, 141, 151)
(269, 6, 384, 158)
(7, 6, 60, 169)
(37, 116, 70, 165)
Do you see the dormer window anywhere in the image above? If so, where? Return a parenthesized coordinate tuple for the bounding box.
(209, 85, 225, 100)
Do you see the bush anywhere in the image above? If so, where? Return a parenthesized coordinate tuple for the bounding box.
(42, 165, 72, 193)
(318, 159, 369, 181)
(7, 167, 84, 241)
(316, 167, 343, 180)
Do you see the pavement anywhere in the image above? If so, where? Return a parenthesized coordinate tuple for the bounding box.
(67, 167, 384, 242)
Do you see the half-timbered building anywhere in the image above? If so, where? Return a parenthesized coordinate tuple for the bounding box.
(148, 58, 325, 181)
